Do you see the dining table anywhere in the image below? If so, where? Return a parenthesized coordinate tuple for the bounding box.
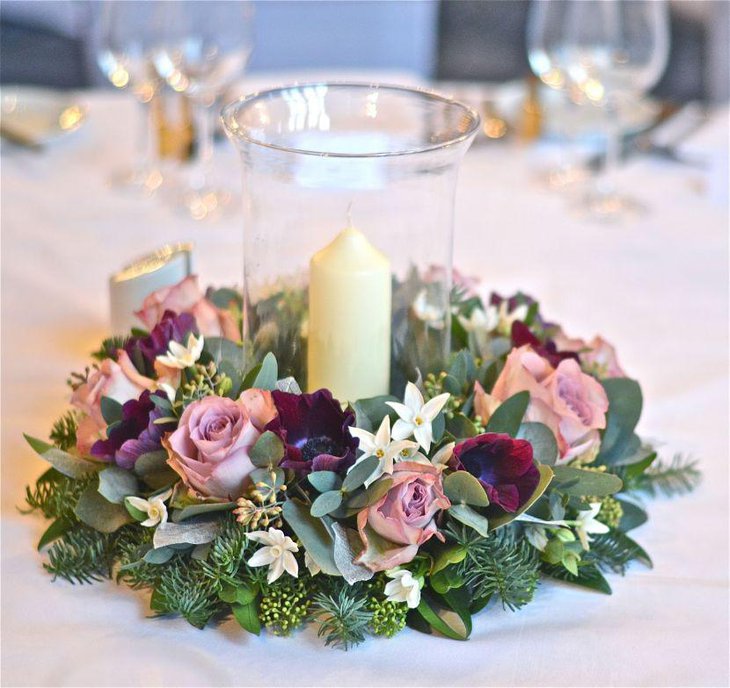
(1, 71, 728, 687)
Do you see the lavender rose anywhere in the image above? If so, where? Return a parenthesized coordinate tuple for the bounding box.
(355, 462, 451, 572)
(164, 395, 265, 500)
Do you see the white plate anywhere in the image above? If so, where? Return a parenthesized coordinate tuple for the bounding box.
(0, 86, 87, 145)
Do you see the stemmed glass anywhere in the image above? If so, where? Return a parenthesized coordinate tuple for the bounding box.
(526, 0, 670, 220)
(153, 1, 254, 220)
(96, 0, 163, 194)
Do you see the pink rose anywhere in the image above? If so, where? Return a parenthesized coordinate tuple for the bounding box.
(475, 346, 609, 463)
(135, 275, 239, 341)
(71, 351, 155, 455)
(553, 330, 626, 379)
(164, 395, 261, 500)
(355, 462, 451, 572)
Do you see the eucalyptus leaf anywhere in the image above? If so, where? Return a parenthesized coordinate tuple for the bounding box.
(444, 471, 489, 507)
(74, 483, 133, 533)
(252, 352, 278, 390)
(552, 466, 623, 497)
(308, 470, 343, 493)
(98, 466, 138, 504)
(352, 395, 398, 433)
(346, 477, 393, 510)
(249, 431, 285, 468)
(24, 434, 100, 479)
(143, 546, 176, 564)
(281, 499, 340, 576)
(446, 413, 478, 440)
(485, 391, 530, 436)
(598, 378, 642, 464)
(341, 455, 379, 492)
(431, 544, 468, 575)
(100, 396, 123, 425)
(171, 501, 235, 523)
(310, 490, 343, 517)
(203, 336, 244, 370)
(616, 498, 649, 532)
(133, 450, 177, 489)
(517, 422, 559, 465)
(448, 504, 490, 537)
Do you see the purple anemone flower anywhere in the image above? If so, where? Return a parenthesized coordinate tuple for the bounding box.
(123, 311, 197, 376)
(266, 389, 358, 475)
(450, 433, 540, 514)
(91, 390, 176, 469)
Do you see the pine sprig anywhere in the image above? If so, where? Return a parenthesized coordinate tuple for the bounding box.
(587, 529, 652, 574)
(452, 525, 540, 611)
(631, 454, 701, 498)
(199, 518, 249, 589)
(151, 560, 223, 629)
(23, 470, 92, 522)
(49, 412, 78, 451)
(114, 527, 159, 589)
(310, 585, 372, 650)
(44, 527, 114, 584)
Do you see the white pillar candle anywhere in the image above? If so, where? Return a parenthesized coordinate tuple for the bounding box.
(307, 226, 391, 401)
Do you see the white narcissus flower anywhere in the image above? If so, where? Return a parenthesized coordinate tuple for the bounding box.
(247, 528, 299, 583)
(458, 307, 495, 334)
(412, 289, 447, 330)
(574, 502, 610, 550)
(408, 442, 455, 472)
(485, 301, 529, 336)
(156, 333, 205, 370)
(348, 416, 419, 487)
(386, 382, 450, 453)
(125, 488, 173, 527)
(384, 568, 422, 609)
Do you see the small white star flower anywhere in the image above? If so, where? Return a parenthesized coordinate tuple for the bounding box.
(384, 568, 422, 609)
(412, 289, 447, 330)
(574, 502, 610, 550)
(386, 382, 450, 453)
(348, 416, 419, 487)
(486, 301, 530, 336)
(125, 488, 173, 528)
(458, 307, 495, 333)
(156, 333, 204, 370)
(247, 528, 299, 583)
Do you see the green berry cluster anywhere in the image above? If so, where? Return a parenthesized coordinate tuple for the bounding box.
(366, 580, 407, 638)
(424, 372, 463, 419)
(258, 578, 310, 636)
(596, 495, 623, 529)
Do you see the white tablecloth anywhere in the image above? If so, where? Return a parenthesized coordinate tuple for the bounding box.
(1, 82, 728, 687)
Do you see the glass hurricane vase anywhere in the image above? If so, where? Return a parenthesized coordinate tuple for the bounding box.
(222, 83, 479, 402)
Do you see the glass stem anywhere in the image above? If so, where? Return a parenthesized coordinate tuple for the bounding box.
(599, 107, 622, 197)
(135, 97, 154, 176)
(190, 97, 215, 192)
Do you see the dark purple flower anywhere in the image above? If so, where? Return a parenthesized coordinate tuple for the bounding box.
(511, 321, 578, 369)
(123, 311, 197, 376)
(449, 433, 540, 514)
(266, 389, 358, 475)
(91, 390, 176, 469)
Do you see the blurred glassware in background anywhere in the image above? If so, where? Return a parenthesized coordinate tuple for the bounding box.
(96, 0, 163, 194)
(527, 0, 670, 219)
(153, 1, 254, 221)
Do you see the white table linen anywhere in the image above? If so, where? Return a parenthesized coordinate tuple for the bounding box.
(1, 83, 728, 687)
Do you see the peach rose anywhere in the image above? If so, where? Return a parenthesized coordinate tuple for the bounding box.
(474, 346, 609, 463)
(71, 351, 155, 455)
(135, 275, 239, 341)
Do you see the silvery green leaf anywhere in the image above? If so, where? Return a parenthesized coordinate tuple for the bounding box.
(153, 520, 220, 548)
(448, 504, 490, 538)
(342, 455, 379, 492)
(517, 422, 559, 465)
(308, 470, 342, 493)
(74, 483, 133, 533)
(281, 499, 340, 576)
(331, 523, 373, 584)
(310, 490, 343, 518)
(276, 376, 302, 394)
(24, 434, 100, 479)
(143, 546, 176, 564)
(98, 466, 138, 504)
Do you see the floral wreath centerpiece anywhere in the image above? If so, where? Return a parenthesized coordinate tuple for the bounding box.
(21, 84, 699, 648)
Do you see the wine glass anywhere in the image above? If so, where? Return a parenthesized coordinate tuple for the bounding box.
(526, 0, 670, 220)
(153, 1, 254, 220)
(96, 0, 164, 194)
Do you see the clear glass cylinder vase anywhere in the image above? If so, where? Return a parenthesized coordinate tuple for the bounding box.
(222, 83, 479, 402)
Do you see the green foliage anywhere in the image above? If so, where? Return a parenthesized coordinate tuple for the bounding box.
(199, 517, 249, 589)
(44, 527, 114, 584)
(49, 412, 78, 451)
(541, 562, 612, 594)
(311, 584, 372, 650)
(23, 469, 93, 522)
(259, 577, 310, 636)
(452, 526, 540, 611)
(586, 529, 652, 574)
(91, 335, 131, 362)
(150, 560, 222, 629)
(114, 527, 159, 589)
(628, 454, 701, 498)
